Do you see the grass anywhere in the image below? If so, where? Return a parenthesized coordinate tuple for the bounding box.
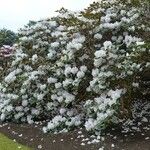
(0, 133, 30, 150)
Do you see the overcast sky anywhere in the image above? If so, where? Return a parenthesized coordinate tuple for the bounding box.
(0, 0, 94, 32)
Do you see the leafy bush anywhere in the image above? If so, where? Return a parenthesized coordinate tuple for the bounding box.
(0, 0, 149, 133)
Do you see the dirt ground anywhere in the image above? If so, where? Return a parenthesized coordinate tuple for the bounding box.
(0, 121, 150, 150)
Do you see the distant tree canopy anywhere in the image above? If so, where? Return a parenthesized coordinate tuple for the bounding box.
(0, 28, 18, 47)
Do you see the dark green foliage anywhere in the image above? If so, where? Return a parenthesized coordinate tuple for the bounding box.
(0, 28, 18, 47)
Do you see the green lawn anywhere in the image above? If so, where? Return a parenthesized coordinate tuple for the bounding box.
(0, 133, 30, 150)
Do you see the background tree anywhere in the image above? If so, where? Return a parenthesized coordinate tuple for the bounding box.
(0, 28, 18, 47)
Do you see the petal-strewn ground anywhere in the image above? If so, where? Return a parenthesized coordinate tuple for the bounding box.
(0, 121, 149, 150)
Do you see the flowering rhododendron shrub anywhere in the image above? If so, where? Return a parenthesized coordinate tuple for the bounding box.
(0, 0, 149, 133)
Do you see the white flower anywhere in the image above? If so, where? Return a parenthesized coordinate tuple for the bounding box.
(95, 50, 106, 58)
(14, 113, 24, 120)
(24, 65, 32, 71)
(85, 118, 97, 131)
(22, 95, 28, 99)
(120, 10, 126, 15)
(43, 127, 47, 133)
(31, 109, 40, 115)
(55, 82, 62, 89)
(37, 94, 44, 100)
(66, 110, 74, 117)
(21, 36, 28, 41)
(51, 94, 57, 100)
(47, 51, 56, 59)
(63, 92, 75, 103)
(103, 41, 112, 50)
(101, 22, 120, 29)
(22, 100, 28, 107)
(94, 33, 102, 39)
(32, 54, 38, 63)
(57, 96, 63, 103)
(15, 106, 23, 112)
(101, 15, 111, 23)
(47, 115, 66, 130)
(20, 88, 26, 94)
(47, 122, 55, 130)
(57, 25, 66, 31)
(39, 84, 46, 90)
(51, 42, 59, 48)
(124, 35, 140, 47)
(132, 82, 139, 87)
(80, 66, 87, 72)
(111, 36, 117, 41)
(46, 102, 53, 110)
(71, 67, 78, 74)
(4, 69, 22, 83)
(51, 31, 62, 37)
(27, 115, 34, 124)
(64, 66, 72, 76)
(94, 58, 104, 67)
(47, 77, 57, 84)
(59, 108, 66, 114)
(0, 114, 6, 121)
(2, 88, 6, 92)
(63, 79, 72, 87)
(79, 54, 89, 61)
(77, 71, 85, 78)
(49, 21, 57, 27)
(107, 89, 123, 101)
(38, 145, 42, 149)
(136, 41, 145, 46)
(92, 69, 99, 77)
(6, 105, 13, 112)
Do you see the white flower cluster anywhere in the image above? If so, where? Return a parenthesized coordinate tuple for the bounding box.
(84, 89, 124, 131)
(4, 69, 22, 83)
(0, 0, 149, 133)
